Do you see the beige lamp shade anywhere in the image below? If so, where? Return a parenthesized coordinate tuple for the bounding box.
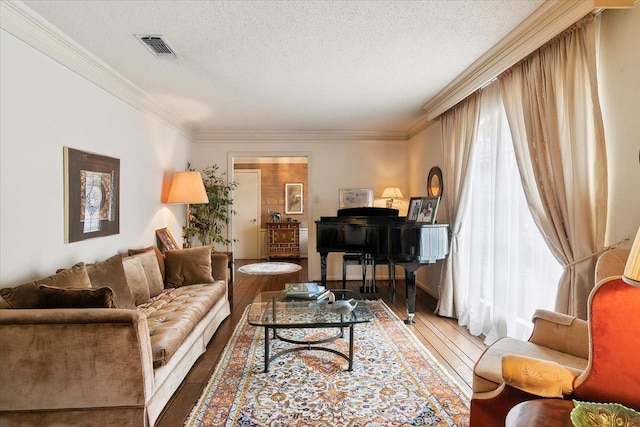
(381, 187, 403, 199)
(381, 187, 403, 209)
(166, 171, 209, 204)
(623, 227, 640, 287)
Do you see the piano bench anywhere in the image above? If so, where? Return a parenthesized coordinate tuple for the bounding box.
(342, 253, 376, 293)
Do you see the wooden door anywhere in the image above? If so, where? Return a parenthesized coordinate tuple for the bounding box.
(233, 170, 260, 259)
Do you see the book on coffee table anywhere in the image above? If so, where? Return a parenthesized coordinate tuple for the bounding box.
(284, 282, 329, 300)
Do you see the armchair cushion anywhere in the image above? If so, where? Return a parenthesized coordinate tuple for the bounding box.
(473, 337, 587, 394)
(502, 354, 576, 397)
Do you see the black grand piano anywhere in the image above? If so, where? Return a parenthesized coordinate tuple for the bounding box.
(316, 207, 449, 324)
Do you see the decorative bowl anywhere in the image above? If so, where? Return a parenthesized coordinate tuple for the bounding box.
(570, 400, 640, 427)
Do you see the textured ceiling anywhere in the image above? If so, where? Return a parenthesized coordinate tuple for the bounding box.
(21, 0, 544, 134)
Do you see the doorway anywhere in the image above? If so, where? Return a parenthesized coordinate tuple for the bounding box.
(231, 156, 309, 260)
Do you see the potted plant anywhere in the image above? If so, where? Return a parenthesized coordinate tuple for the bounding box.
(185, 163, 238, 251)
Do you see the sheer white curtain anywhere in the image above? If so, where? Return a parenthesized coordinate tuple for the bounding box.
(457, 83, 562, 343)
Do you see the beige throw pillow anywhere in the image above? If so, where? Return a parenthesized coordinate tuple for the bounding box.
(128, 246, 166, 283)
(86, 254, 135, 309)
(122, 256, 151, 306)
(128, 249, 164, 297)
(165, 246, 215, 288)
(0, 281, 40, 308)
(35, 262, 92, 290)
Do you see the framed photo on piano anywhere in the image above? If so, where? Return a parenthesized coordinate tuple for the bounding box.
(407, 196, 440, 224)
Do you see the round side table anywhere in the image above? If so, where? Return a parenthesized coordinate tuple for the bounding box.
(506, 399, 574, 427)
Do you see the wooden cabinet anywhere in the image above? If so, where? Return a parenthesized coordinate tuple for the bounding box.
(267, 222, 300, 260)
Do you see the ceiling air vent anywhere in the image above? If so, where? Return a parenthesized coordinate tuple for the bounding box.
(135, 35, 177, 58)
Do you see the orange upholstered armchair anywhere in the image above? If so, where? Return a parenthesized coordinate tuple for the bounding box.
(470, 249, 640, 426)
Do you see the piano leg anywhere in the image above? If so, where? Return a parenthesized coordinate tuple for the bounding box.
(404, 270, 417, 325)
(320, 253, 328, 286)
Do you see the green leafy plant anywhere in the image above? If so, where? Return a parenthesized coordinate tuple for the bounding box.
(185, 163, 238, 250)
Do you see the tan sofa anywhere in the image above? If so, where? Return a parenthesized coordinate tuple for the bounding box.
(0, 245, 231, 427)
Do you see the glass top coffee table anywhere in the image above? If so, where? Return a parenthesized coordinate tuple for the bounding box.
(247, 289, 373, 372)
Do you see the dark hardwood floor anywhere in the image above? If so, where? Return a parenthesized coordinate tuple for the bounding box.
(156, 259, 486, 427)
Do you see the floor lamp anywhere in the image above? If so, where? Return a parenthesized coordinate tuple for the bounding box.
(166, 171, 209, 248)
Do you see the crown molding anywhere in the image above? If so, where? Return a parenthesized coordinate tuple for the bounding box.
(194, 130, 409, 142)
(0, 0, 196, 139)
(406, 114, 438, 140)
(422, 0, 634, 121)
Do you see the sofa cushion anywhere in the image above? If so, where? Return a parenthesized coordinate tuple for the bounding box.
(122, 256, 151, 306)
(0, 281, 40, 308)
(138, 281, 226, 367)
(128, 246, 166, 285)
(86, 254, 135, 309)
(127, 249, 164, 298)
(164, 246, 215, 288)
(35, 262, 92, 290)
(38, 285, 115, 308)
(473, 337, 589, 394)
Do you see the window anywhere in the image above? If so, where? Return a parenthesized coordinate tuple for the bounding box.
(457, 83, 562, 343)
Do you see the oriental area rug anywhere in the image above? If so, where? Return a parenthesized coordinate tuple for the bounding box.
(185, 301, 470, 427)
(237, 262, 302, 275)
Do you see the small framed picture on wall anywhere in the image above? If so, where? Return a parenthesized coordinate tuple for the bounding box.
(285, 183, 303, 214)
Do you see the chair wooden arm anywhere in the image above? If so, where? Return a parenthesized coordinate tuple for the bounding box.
(528, 309, 588, 359)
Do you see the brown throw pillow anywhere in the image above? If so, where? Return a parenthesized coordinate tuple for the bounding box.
(128, 246, 166, 283)
(122, 256, 151, 306)
(164, 246, 215, 288)
(0, 281, 40, 308)
(86, 254, 135, 309)
(127, 249, 164, 297)
(35, 262, 92, 290)
(38, 285, 115, 308)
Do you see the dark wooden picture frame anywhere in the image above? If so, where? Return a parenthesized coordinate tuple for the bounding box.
(64, 147, 120, 243)
(156, 227, 179, 252)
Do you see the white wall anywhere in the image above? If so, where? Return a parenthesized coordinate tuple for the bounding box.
(598, 7, 640, 246)
(0, 30, 191, 286)
(191, 139, 409, 281)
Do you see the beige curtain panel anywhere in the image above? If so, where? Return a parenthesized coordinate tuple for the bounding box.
(499, 14, 608, 318)
(435, 91, 481, 319)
